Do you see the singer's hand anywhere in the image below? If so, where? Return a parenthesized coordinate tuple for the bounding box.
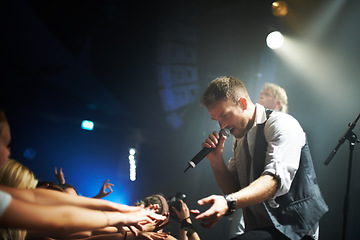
(201, 131, 227, 163)
(193, 195, 228, 228)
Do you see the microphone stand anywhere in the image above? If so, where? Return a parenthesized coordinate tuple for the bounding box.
(324, 112, 360, 240)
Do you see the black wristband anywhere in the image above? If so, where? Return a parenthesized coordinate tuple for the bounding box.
(181, 218, 197, 237)
(181, 218, 193, 229)
(186, 228, 195, 238)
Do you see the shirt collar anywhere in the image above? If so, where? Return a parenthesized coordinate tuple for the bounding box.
(254, 103, 268, 127)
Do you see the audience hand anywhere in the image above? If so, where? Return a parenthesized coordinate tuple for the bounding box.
(124, 207, 167, 225)
(108, 203, 160, 214)
(115, 208, 167, 235)
(171, 199, 190, 221)
(54, 167, 65, 184)
(135, 231, 170, 239)
(94, 179, 114, 199)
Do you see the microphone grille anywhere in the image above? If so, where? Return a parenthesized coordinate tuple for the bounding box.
(219, 127, 230, 137)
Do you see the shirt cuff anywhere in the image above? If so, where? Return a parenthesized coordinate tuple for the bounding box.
(262, 171, 281, 208)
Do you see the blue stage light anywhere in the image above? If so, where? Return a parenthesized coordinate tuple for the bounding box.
(81, 120, 94, 131)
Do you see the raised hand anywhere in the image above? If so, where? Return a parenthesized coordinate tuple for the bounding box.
(171, 200, 190, 221)
(54, 167, 65, 184)
(93, 179, 114, 199)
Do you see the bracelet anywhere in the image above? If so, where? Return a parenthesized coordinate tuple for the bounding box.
(102, 210, 110, 226)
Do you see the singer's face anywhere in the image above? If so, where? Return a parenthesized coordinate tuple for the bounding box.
(208, 99, 250, 139)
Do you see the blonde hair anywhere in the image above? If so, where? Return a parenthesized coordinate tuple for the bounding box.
(0, 159, 38, 240)
(262, 83, 288, 113)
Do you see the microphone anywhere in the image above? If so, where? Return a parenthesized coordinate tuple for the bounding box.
(184, 127, 231, 172)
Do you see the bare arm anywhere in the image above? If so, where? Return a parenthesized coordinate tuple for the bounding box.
(27, 226, 119, 239)
(90, 226, 119, 236)
(232, 174, 279, 208)
(209, 157, 239, 195)
(26, 228, 92, 239)
(0, 185, 138, 212)
(202, 132, 238, 194)
(193, 174, 279, 228)
(0, 196, 166, 235)
(0, 197, 114, 234)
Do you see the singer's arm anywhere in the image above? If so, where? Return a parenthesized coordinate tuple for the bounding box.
(209, 157, 239, 195)
(231, 174, 279, 208)
(193, 174, 279, 228)
(202, 132, 239, 194)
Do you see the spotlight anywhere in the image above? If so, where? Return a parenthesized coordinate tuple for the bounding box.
(81, 120, 94, 131)
(128, 148, 137, 181)
(266, 31, 284, 49)
(129, 148, 136, 155)
(272, 1, 288, 17)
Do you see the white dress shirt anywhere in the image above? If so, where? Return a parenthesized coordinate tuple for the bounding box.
(228, 104, 318, 239)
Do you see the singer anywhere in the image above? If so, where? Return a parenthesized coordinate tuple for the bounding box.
(190, 76, 328, 240)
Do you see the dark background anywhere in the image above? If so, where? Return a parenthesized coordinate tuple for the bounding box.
(1, 0, 360, 239)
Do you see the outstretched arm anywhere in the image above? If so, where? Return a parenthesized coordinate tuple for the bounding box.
(193, 174, 279, 228)
(0, 196, 165, 236)
(0, 185, 155, 213)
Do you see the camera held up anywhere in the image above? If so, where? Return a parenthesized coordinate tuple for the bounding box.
(167, 192, 187, 220)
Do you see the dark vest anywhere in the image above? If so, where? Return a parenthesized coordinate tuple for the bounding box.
(254, 110, 329, 240)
